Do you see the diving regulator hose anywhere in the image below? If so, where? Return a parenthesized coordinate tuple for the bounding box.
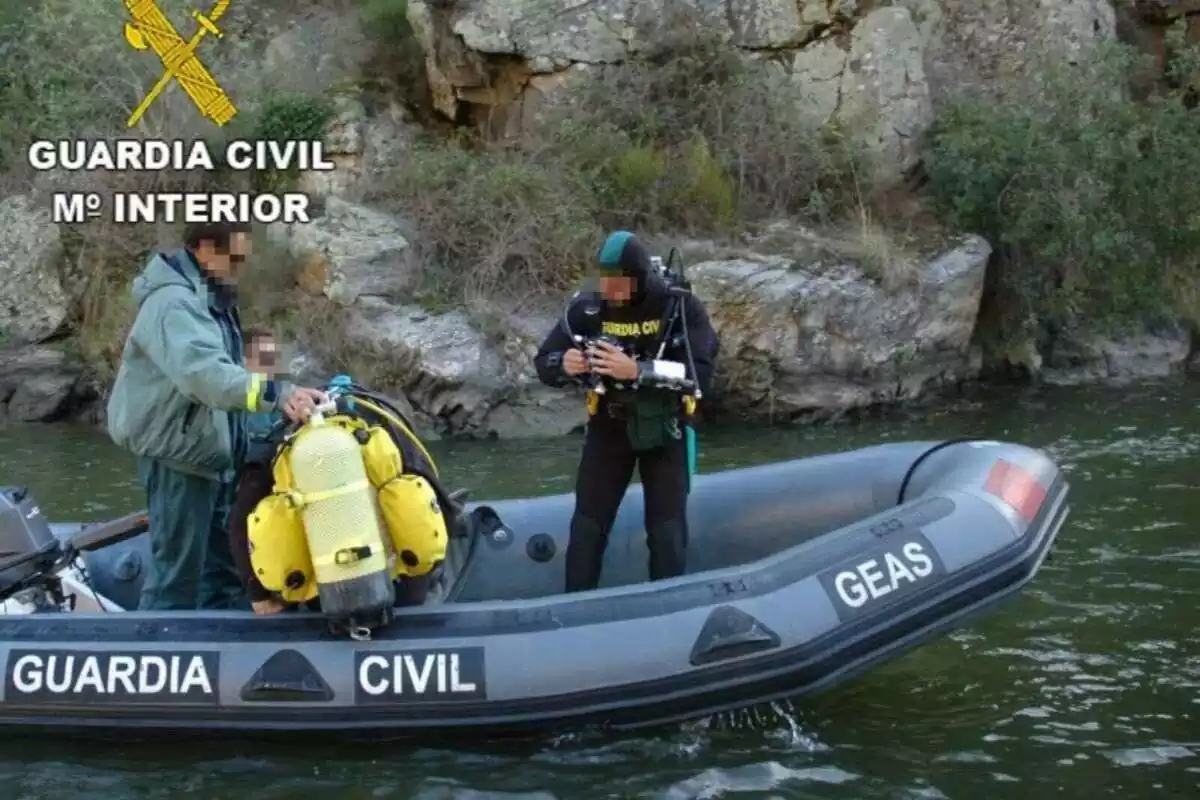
(271, 381, 440, 479)
(660, 247, 701, 401)
(338, 389, 439, 479)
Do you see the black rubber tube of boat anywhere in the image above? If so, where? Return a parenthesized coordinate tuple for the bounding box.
(896, 438, 978, 506)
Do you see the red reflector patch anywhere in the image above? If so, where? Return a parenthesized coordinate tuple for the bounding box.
(983, 459, 1046, 522)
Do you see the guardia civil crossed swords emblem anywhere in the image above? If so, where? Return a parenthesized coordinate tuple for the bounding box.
(122, 0, 238, 128)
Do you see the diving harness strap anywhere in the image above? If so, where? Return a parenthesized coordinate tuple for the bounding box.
(279, 479, 380, 569)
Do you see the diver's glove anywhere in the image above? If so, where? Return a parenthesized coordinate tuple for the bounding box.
(546, 351, 588, 388)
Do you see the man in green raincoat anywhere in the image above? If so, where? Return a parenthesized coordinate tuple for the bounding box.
(106, 222, 326, 611)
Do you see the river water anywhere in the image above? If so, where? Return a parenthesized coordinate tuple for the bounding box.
(0, 380, 1196, 799)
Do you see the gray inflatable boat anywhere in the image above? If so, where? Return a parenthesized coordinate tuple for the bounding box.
(0, 439, 1069, 739)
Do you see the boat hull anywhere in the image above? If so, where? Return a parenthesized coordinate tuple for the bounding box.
(0, 440, 1069, 738)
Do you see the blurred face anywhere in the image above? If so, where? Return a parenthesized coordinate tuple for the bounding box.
(245, 335, 279, 375)
(599, 274, 636, 304)
(195, 232, 252, 284)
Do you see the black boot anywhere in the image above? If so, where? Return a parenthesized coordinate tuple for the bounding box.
(564, 514, 608, 592)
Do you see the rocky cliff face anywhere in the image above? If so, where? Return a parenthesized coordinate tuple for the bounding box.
(407, 0, 1116, 186)
(270, 209, 1000, 436)
(0, 196, 95, 424)
(0, 0, 1193, 435)
(0, 196, 69, 346)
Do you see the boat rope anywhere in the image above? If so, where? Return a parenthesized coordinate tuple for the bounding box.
(71, 555, 109, 612)
(896, 438, 978, 506)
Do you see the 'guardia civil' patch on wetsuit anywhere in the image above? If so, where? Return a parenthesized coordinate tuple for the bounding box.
(600, 319, 661, 339)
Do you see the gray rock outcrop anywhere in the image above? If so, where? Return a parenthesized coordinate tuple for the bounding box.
(0, 346, 88, 423)
(689, 225, 991, 418)
(338, 299, 585, 438)
(1042, 324, 1195, 385)
(269, 196, 416, 305)
(0, 196, 69, 346)
(278, 208, 992, 434)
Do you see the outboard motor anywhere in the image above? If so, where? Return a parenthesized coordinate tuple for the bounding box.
(0, 486, 65, 609)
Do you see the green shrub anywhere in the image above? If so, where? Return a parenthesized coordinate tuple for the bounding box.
(548, 38, 867, 226)
(72, 275, 137, 388)
(247, 92, 335, 191)
(370, 142, 601, 307)
(254, 92, 335, 143)
(545, 123, 739, 234)
(669, 136, 738, 232)
(360, 0, 411, 40)
(545, 121, 669, 229)
(237, 229, 305, 327)
(0, 0, 141, 174)
(925, 39, 1200, 341)
(358, 0, 427, 110)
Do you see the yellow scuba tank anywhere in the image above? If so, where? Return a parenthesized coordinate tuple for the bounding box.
(286, 403, 395, 622)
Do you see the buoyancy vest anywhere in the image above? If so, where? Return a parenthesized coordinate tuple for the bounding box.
(578, 294, 699, 448)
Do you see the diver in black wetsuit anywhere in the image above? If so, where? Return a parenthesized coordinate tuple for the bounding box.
(534, 231, 720, 592)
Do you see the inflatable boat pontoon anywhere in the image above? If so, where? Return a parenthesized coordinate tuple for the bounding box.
(0, 439, 1069, 739)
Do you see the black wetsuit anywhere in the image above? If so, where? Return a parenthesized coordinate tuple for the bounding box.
(534, 237, 719, 592)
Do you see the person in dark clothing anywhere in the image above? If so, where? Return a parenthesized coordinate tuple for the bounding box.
(106, 222, 327, 611)
(227, 326, 287, 614)
(534, 231, 720, 592)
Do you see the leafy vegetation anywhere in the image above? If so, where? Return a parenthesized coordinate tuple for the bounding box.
(925, 33, 1200, 348)
(250, 92, 335, 191)
(357, 0, 428, 112)
(368, 35, 870, 308)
